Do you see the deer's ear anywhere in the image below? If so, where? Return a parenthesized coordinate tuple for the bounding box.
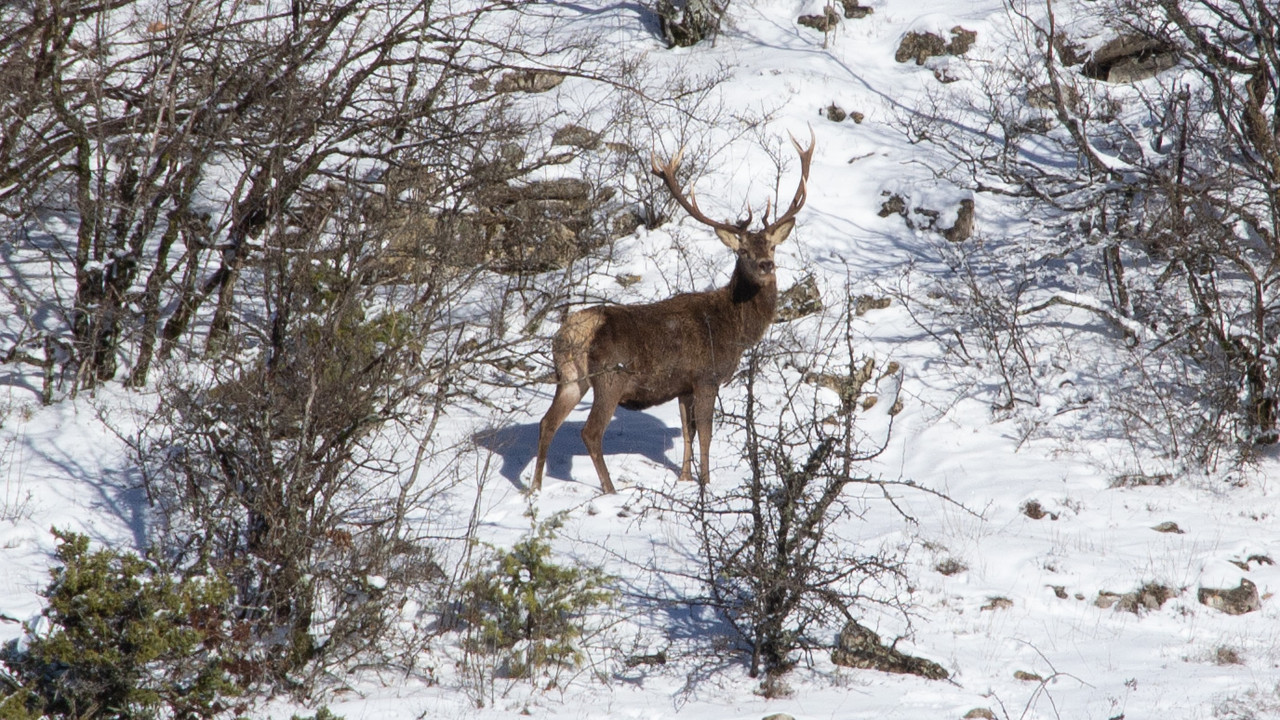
(765, 218, 795, 246)
(715, 228, 742, 251)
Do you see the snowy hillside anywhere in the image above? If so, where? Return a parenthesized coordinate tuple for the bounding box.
(3, 0, 1280, 718)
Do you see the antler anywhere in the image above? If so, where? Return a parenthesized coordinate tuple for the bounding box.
(652, 127, 815, 236)
(651, 147, 749, 235)
(765, 127, 815, 233)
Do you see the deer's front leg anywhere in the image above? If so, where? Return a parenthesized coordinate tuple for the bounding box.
(692, 387, 716, 485)
(677, 393, 696, 482)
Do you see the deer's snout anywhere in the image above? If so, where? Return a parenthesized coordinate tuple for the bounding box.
(758, 260, 775, 274)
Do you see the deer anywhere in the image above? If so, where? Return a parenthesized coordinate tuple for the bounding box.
(531, 130, 815, 494)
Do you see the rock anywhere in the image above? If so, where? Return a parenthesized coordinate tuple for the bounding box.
(1228, 554, 1274, 570)
(1115, 583, 1176, 613)
(1198, 579, 1261, 615)
(981, 596, 1013, 611)
(839, 0, 872, 19)
(1082, 34, 1179, 83)
(478, 178, 593, 208)
(551, 124, 601, 150)
(946, 26, 977, 55)
(964, 710, 996, 720)
(1052, 35, 1088, 66)
(804, 358, 875, 415)
(1021, 499, 1057, 520)
(878, 193, 906, 218)
(933, 67, 960, 84)
(854, 294, 890, 315)
(824, 103, 847, 122)
(895, 31, 946, 65)
(777, 275, 823, 321)
(1096, 583, 1177, 613)
(762, 714, 796, 720)
(798, 6, 840, 33)
(610, 209, 643, 239)
(942, 198, 974, 242)
(657, 0, 721, 48)
(895, 27, 976, 65)
(831, 620, 949, 680)
(1109, 472, 1173, 488)
(1152, 521, 1184, 534)
(494, 69, 564, 94)
(1028, 82, 1081, 111)
(623, 650, 667, 668)
(1215, 647, 1243, 665)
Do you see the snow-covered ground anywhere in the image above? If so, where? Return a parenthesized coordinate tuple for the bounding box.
(4, 0, 1280, 718)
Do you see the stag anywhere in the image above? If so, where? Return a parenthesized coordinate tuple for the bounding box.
(532, 131, 815, 493)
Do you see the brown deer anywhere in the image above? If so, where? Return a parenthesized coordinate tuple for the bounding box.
(532, 131, 815, 493)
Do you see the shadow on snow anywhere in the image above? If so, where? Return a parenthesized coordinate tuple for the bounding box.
(474, 407, 682, 490)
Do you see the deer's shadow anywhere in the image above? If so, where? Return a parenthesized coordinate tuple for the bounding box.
(475, 408, 681, 488)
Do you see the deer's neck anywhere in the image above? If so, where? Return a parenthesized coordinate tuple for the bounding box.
(727, 262, 778, 343)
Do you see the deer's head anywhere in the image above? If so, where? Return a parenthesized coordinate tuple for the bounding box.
(651, 129, 814, 287)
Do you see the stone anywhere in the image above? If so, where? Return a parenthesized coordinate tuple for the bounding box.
(854, 295, 890, 315)
(981, 596, 1014, 611)
(942, 199, 974, 242)
(839, 0, 873, 19)
(946, 26, 977, 55)
(895, 27, 976, 65)
(1198, 579, 1261, 615)
(895, 31, 946, 65)
(798, 7, 840, 33)
(551, 124, 601, 150)
(494, 69, 564, 94)
(1082, 34, 1178, 83)
(878, 193, 906, 218)
(831, 621, 949, 680)
(777, 275, 823, 321)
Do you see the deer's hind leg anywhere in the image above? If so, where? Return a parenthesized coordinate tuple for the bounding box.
(581, 377, 623, 495)
(533, 374, 587, 492)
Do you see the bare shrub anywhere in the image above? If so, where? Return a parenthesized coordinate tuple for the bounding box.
(900, 0, 1280, 471)
(0, 0, 621, 393)
(133, 226, 459, 690)
(647, 287, 956, 683)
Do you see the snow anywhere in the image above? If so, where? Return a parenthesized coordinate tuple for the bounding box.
(4, 0, 1280, 718)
